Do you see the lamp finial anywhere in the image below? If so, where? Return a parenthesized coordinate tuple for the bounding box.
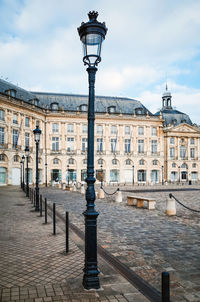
(88, 11, 98, 21)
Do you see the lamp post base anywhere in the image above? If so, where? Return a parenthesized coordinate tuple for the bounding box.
(83, 273, 100, 290)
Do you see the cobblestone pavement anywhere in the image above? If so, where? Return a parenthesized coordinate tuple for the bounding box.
(40, 184, 200, 302)
(0, 186, 150, 302)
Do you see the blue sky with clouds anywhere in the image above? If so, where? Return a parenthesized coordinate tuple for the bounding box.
(0, 0, 200, 124)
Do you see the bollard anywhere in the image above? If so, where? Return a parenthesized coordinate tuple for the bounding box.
(115, 189, 122, 203)
(53, 203, 56, 235)
(73, 183, 77, 192)
(66, 211, 69, 253)
(162, 272, 170, 302)
(98, 188, 104, 199)
(80, 184, 85, 194)
(166, 195, 176, 216)
(45, 198, 47, 224)
(40, 195, 43, 217)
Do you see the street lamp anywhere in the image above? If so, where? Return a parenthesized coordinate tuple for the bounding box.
(22, 155, 25, 191)
(178, 166, 181, 183)
(25, 146, 29, 197)
(67, 164, 69, 185)
(20, 160, 23, 189)
(78, 11, 107, 290)
(100, 164, 103, 188)
(132, 165, 134, 185)
(45, 163, 48, 187)
(161, 165, 164, 185)
(33, 125, 41, 211)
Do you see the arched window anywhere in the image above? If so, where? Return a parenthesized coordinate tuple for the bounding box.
(14, 155, 19, 162)
(0, 154, 5, 161)
(80, 104, 88, 112)
(135, 107, 144, 115)
(51, 103, 59, 111)
(68, 158, 74, 165)
(108, 106, 116, 113)
(125, 159, 131, 165)
(112, 159, 118, 165)
(53, 158, 59, 164)
(98, 158, 103, 165)
(139, 159, 144, 165)
(172, 163, 176, 168)
(153, 160, 158, 165)
(181, 163, 187, 169)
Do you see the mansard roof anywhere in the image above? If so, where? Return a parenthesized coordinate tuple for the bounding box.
(155, 108, 193, 126)
(0, 79, 153, 116)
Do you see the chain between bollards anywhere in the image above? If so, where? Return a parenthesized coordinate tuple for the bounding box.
(53, 203, 56, 235)
(66, 211, 69, 253)
(162, 272, 170, 302)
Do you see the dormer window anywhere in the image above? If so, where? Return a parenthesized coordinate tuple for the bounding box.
(108, 106, 116, 114)
(135, 107, 144, 115)
(80, 104, 88, 112)
(34, 98, 39, 106)
(5, 89, 16, 98)
(51, 103, 59, 111)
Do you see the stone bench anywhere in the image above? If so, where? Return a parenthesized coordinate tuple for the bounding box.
(127, 195, 156, 210)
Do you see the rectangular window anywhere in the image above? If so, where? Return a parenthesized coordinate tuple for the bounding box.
(138, 127, 144, 135)
(151, 140, 157, 154)
(190, 148, 195, 158)
(0, 110, 5, 121)
(124, 139, 131, 153)
(97, 125, 103, 135)
(125, 126, 130, 135)
(82, 124, 87, 133)
(138, 139, 144, 153)
(82, 138, 87, 151)
(180, 146, 186, 159)
(111, 125, 117, 134)
(13, 113, 18, 124)
(190, 138, 195, 145)
(152, 127, 157, 136)
(25, 117, 30, 127)
(25, 132, 30, 147)
(111, 138, 117, 152)
(52, 123, 59, 133)
(52, 137, 59, 151)
(67, 124, 74, 133)
(67, 137, 74, 151)
(97, 138, 103, 152)
(13, 129, 18, 147)
(170, 137, 175, 144)
(170, 147, 175, 158)
(0, 127, 5, 144)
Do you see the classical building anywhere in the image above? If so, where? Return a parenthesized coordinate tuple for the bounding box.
(0, 79, 199, 186)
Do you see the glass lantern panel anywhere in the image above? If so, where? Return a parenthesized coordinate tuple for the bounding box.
(35, 133, 40, 142)
(81, 33, 103, 64)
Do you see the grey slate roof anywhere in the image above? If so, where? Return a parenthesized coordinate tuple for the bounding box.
(155, 108, 193, 126)
(0, 79, 152, 115)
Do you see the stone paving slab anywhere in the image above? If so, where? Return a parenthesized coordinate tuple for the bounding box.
(40, 185, 200, 302)
(0, 187, 149, 302)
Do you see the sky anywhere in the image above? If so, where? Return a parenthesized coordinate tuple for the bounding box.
(0, 0, 200, 124)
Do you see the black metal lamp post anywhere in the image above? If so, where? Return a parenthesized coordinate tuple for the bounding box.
(100, 164, 103, 188)
(132, 165, 134, 185)
(45, 163, 47, 187)
(25, 146, 29, 197)
(22, 155, 25, 191)
(178, 166, 181, 183)
(67, 164, 70, 185)
(161, 165, 164, 185)
(33, 125, 41, 211)
(20, 160, 23, 189)
(78, 11, 107, 290)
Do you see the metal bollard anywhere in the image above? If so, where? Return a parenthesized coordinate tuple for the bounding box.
(40, 195, 43, 217)
(45, 198, 47, 224)
(53, 203, 56, 235)
(66, 211, 69, 253)
(162, 272, 170, 302)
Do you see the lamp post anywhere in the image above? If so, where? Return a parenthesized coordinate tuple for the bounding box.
(25, 146, 29, 197)
(178, 166, 181, 183)
(132, 165, 134, 185)
(78, 11, 107, 290)
(22, 155, 25, 191)
(33, 125, 41, 211)
(45, 163, 47, 187)
(67, 164, 69, 185)
(100, 164, 103, 188)
(161, 165, 164, 185)
(20, 160, 23, 189)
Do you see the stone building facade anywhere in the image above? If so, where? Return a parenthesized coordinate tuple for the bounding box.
(0, 79, 199, 186)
